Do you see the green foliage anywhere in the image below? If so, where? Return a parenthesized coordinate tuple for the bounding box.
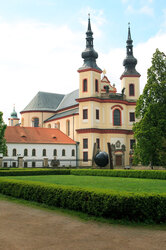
(0, 112, 7, 156)
(133, 49, 166, 166)
(0, 169, 71, 176)
(71, 169, 166, 180)
(0, 178, 165, 223)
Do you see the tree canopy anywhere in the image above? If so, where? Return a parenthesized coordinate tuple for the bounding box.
(133, 49, 166, 167)
(0, 112, 7, 155)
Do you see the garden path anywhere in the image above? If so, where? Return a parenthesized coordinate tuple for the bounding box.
(0, 200, 165, 250)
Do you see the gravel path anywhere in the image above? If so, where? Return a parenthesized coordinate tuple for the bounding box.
(0, 200, 166, 250)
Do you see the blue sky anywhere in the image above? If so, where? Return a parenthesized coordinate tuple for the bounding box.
(0, 0, 166, 122)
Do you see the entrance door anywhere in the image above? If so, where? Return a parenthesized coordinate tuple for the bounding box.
(115, 155, 122, 166)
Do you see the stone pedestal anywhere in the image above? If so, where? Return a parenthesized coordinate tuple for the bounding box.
(43, 158, 48, 167)
(18, 157, 24, 168)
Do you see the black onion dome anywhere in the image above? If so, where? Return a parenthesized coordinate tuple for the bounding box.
(78, 15, 102, 72)
(121, 23, 140, 78)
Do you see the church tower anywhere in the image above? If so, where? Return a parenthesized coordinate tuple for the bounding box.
(78, 14, 102, 98)
(120, 24, 140, 100)
(8, 105, 20, 126)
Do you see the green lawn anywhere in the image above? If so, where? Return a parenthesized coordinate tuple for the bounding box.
(5, 175, 166, 194)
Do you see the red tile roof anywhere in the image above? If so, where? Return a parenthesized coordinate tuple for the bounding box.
(5, 127, 76, 144)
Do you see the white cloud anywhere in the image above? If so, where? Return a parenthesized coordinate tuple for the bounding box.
(0, 19, 82, 123)
(139, 5, 154, 16)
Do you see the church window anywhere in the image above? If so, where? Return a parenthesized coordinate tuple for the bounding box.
(66, 120, 70, 136)
(32, 149, 36, 156)
(129, 112, 135, 122)
(95, 79, 99, 92)
(83, 152, 88, 162)
(32, 117, 39, 127)
(43, 149, 46, 156)
(24, 149, 28, 156)
(53, 149, 57, 156)
(113, 109, 121, 126)
(71, 149, 75, 156)
(83, 138, 88, 149)
(83, 109, 88, 119)
(96, 138, 100, 149)
(83, 79, 88, 92)
(96, 109, 99, 120)
(129, 84, 135, 96)
(62, 149, 66, 156)
(13, 148, 17, 156)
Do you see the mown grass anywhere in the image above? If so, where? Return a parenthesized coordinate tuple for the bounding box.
(4, 175, 166, 194)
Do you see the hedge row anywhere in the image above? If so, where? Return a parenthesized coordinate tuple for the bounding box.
(71, 169, 166, 180)
(0, 178, 166, 223)
(0, 168, 166, 180)
(0, 169, 70, 176)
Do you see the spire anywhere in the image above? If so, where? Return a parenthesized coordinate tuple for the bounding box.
(121, 23, 140, 79)
(10, 105, 18, 118)
(78, 14, 102, 72)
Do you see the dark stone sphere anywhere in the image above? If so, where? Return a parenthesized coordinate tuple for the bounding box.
(94, 151, 109, 167)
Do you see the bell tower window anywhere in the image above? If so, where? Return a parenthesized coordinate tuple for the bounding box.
(129, 84, 135, 96)
(83, 79, 88, 92)
(95, 79, 99, 92)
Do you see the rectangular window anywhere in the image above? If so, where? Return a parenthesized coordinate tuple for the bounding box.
(95, 79, 99, 92)
(83, 79, 87, 92)
(83, 109, 88, 119)
(130, 139, 136, 149)
(129, 112, 135, 122)
(83, 152, 88, 162)
(83, 138, 88, 149)
(96, 138, 100, 149)
(96, 109, 99, 120)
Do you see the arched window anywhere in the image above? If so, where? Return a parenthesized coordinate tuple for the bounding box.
(62, 149, 65, 156)
(13, 148, 17, 156)
(32, 149, 36, 156)
(66, 120, 70, 136)
(32, 117, 39, 127)
(83, 79, 87, 92)
(95, 79, 99, 92)
(48, 124, 51, 128)
(129, 84, 135, 96)
(71, 149, 75, 157)
(113, 109, 121, 126)
(53, 149, 57, 156)
(43, 149, 46, 156)
(24, 149, 28, 156)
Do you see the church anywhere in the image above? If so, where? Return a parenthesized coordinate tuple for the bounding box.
(9, 17, 140, 167)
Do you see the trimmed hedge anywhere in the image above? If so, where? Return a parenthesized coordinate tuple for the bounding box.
(0, 178, 166, 223)
(71, 169, 166, 180)
(0, 169, 70, 176)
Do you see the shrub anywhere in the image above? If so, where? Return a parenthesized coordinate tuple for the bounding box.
(0, 178, 165, 223)
(71, 169, 166, 180)
(0, 169, 71, 176)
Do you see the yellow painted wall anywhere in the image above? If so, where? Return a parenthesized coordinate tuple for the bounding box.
(21, 112, 55, 127)
(121, 76, 140, 100)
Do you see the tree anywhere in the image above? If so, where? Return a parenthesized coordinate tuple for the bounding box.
(133, 49, 166, 167)
(0, 112, 7, 156)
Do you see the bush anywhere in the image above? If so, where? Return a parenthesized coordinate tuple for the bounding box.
(0, 178, 165, 223)
(71, 169, 166, 180)
(0, 169, 71, 176)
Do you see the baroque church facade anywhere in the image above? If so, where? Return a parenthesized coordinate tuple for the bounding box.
(17, 17, 140, 167)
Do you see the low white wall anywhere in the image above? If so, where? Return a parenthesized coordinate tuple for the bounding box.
(3, 143, 76, 167)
